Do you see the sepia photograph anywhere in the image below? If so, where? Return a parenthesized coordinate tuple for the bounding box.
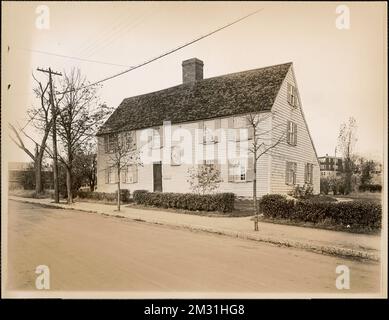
(1, 1, 387, 302)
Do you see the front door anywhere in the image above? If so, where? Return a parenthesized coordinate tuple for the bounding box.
(153, 162, 162, 192)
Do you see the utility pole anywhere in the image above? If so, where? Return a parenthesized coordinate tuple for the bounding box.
(37, 67, 62, 203)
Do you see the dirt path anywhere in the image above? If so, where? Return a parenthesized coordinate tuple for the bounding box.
(5, 200, 381, 296)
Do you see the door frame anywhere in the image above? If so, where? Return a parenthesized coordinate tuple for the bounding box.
(153, 161, 163, 192)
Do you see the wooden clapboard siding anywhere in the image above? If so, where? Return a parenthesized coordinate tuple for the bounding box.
(97, 114, 272, 197)
(269, 65, 320, 194)
(96, 64, 319, 197)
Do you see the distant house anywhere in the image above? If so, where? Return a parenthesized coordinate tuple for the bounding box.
(96, 58, 320, 197)
(318, 155, 343, 177)
(8, 161, 53, 190)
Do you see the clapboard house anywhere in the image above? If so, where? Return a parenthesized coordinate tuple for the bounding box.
(96, 58, 320, 197)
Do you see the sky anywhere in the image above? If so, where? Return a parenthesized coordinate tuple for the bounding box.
(2, 1, 387, 163)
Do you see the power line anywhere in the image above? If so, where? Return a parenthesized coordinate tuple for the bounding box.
(14, 47, 133, 68)
(85, 7, 157, 59)
(59, 8, 262, 95)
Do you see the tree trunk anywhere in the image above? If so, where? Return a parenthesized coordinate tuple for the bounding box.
(117, 165, 121, 211)
(66, 166, 73, 203)
(35, 161, 43, 195)
(253, 151, 258, 231)
(66, 142, 74, 203)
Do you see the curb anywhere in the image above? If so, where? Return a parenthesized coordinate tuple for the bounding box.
(10, 198, 380, 262)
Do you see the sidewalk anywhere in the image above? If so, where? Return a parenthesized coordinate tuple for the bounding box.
(9, 196, 381, 261)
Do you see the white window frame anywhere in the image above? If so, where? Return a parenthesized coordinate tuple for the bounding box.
(105, 133, 118, 153)
(228, 158, 247, 182)
(286, 161, 297, 185)
(171, 145, 183, 166)
(287, 83, 299, 107)
(108, 167, 116, 184)
(125, 165, 138, 184)
(151, 127, 162, 149)
(305, 163, 314, 184)
(287, 121, 297, 146)
(233, 117, 254, 141)
(203, 120, 217, 143)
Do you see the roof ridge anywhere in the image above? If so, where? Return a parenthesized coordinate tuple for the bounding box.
(121, 61, 293, 102)
(98, 61, 292, 135)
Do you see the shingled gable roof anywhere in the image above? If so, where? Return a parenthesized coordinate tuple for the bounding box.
(97, 62, 292, 136)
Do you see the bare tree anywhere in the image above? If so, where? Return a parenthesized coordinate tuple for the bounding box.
(337, 117, 357, 195)
(187, 164, 222, 195)
(245, 112, 284, 231)
(56, 68, 111, 203)
(106, 132, 141, 211)
(80, 141, 98, 191)
(8, 75, 55, 195)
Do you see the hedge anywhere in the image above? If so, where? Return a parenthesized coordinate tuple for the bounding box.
(358, 184, 382, 193)
(77, 190, 131, 203)
(133, 190, 235, 212)
(259, 194, 381, 229)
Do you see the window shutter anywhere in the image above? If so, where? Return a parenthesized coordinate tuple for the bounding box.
(105, 168, 109, 184)
(248, 126, 254, 140)
(159, 126, 163, 148)
(228, 160, 234, 182)
(287, 83, 292, 104)
(104, 136, 109, 153)
(286, 121, 291, 144)
(198, 121, 204, 144)
(293, 87, 299, 107)
(304, 164, 308, 183)
(214, 119, 221, 142)
(147, 129, 153, 148)
(293, 123, 297, 146)
(285, 162, 291, 184)
(227, 118, 234, 141)
(246, 156, 254, 182)
(293, 163, 297, 184)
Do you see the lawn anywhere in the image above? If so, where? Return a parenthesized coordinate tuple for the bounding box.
(334, 192, 382, 203)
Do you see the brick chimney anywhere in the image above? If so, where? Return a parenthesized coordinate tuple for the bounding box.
(182, 58, 203, 84)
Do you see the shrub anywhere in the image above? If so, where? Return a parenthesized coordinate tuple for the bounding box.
(258, 194, 294, 219)
(359, 184, 382, 193)
(133, 190, 149, 203)
(258, 194, 381, 229)
(133, 191, 235, 213)
(77, 190, 130, 203)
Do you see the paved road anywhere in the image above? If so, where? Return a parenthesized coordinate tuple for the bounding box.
(5, 200, 381, 295)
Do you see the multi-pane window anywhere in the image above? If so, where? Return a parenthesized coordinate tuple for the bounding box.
(305, 163, 314, 184)
(228, 157, 254, 182)
(124, 131, 136, 151)
(104, 133, 118, 153)
(104, 132, 136, 153)
(171, 145, 183, 166)
(201, 119, 220, 143)
(151, 127, 163, 149)
(125, 165, 138, 183)
(231, 116, 254, 141)
(286, 161, 297, 185)
(287, 121, 297, 146)
(287, 83, 299, 107)
(105, 167, 116, 184)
